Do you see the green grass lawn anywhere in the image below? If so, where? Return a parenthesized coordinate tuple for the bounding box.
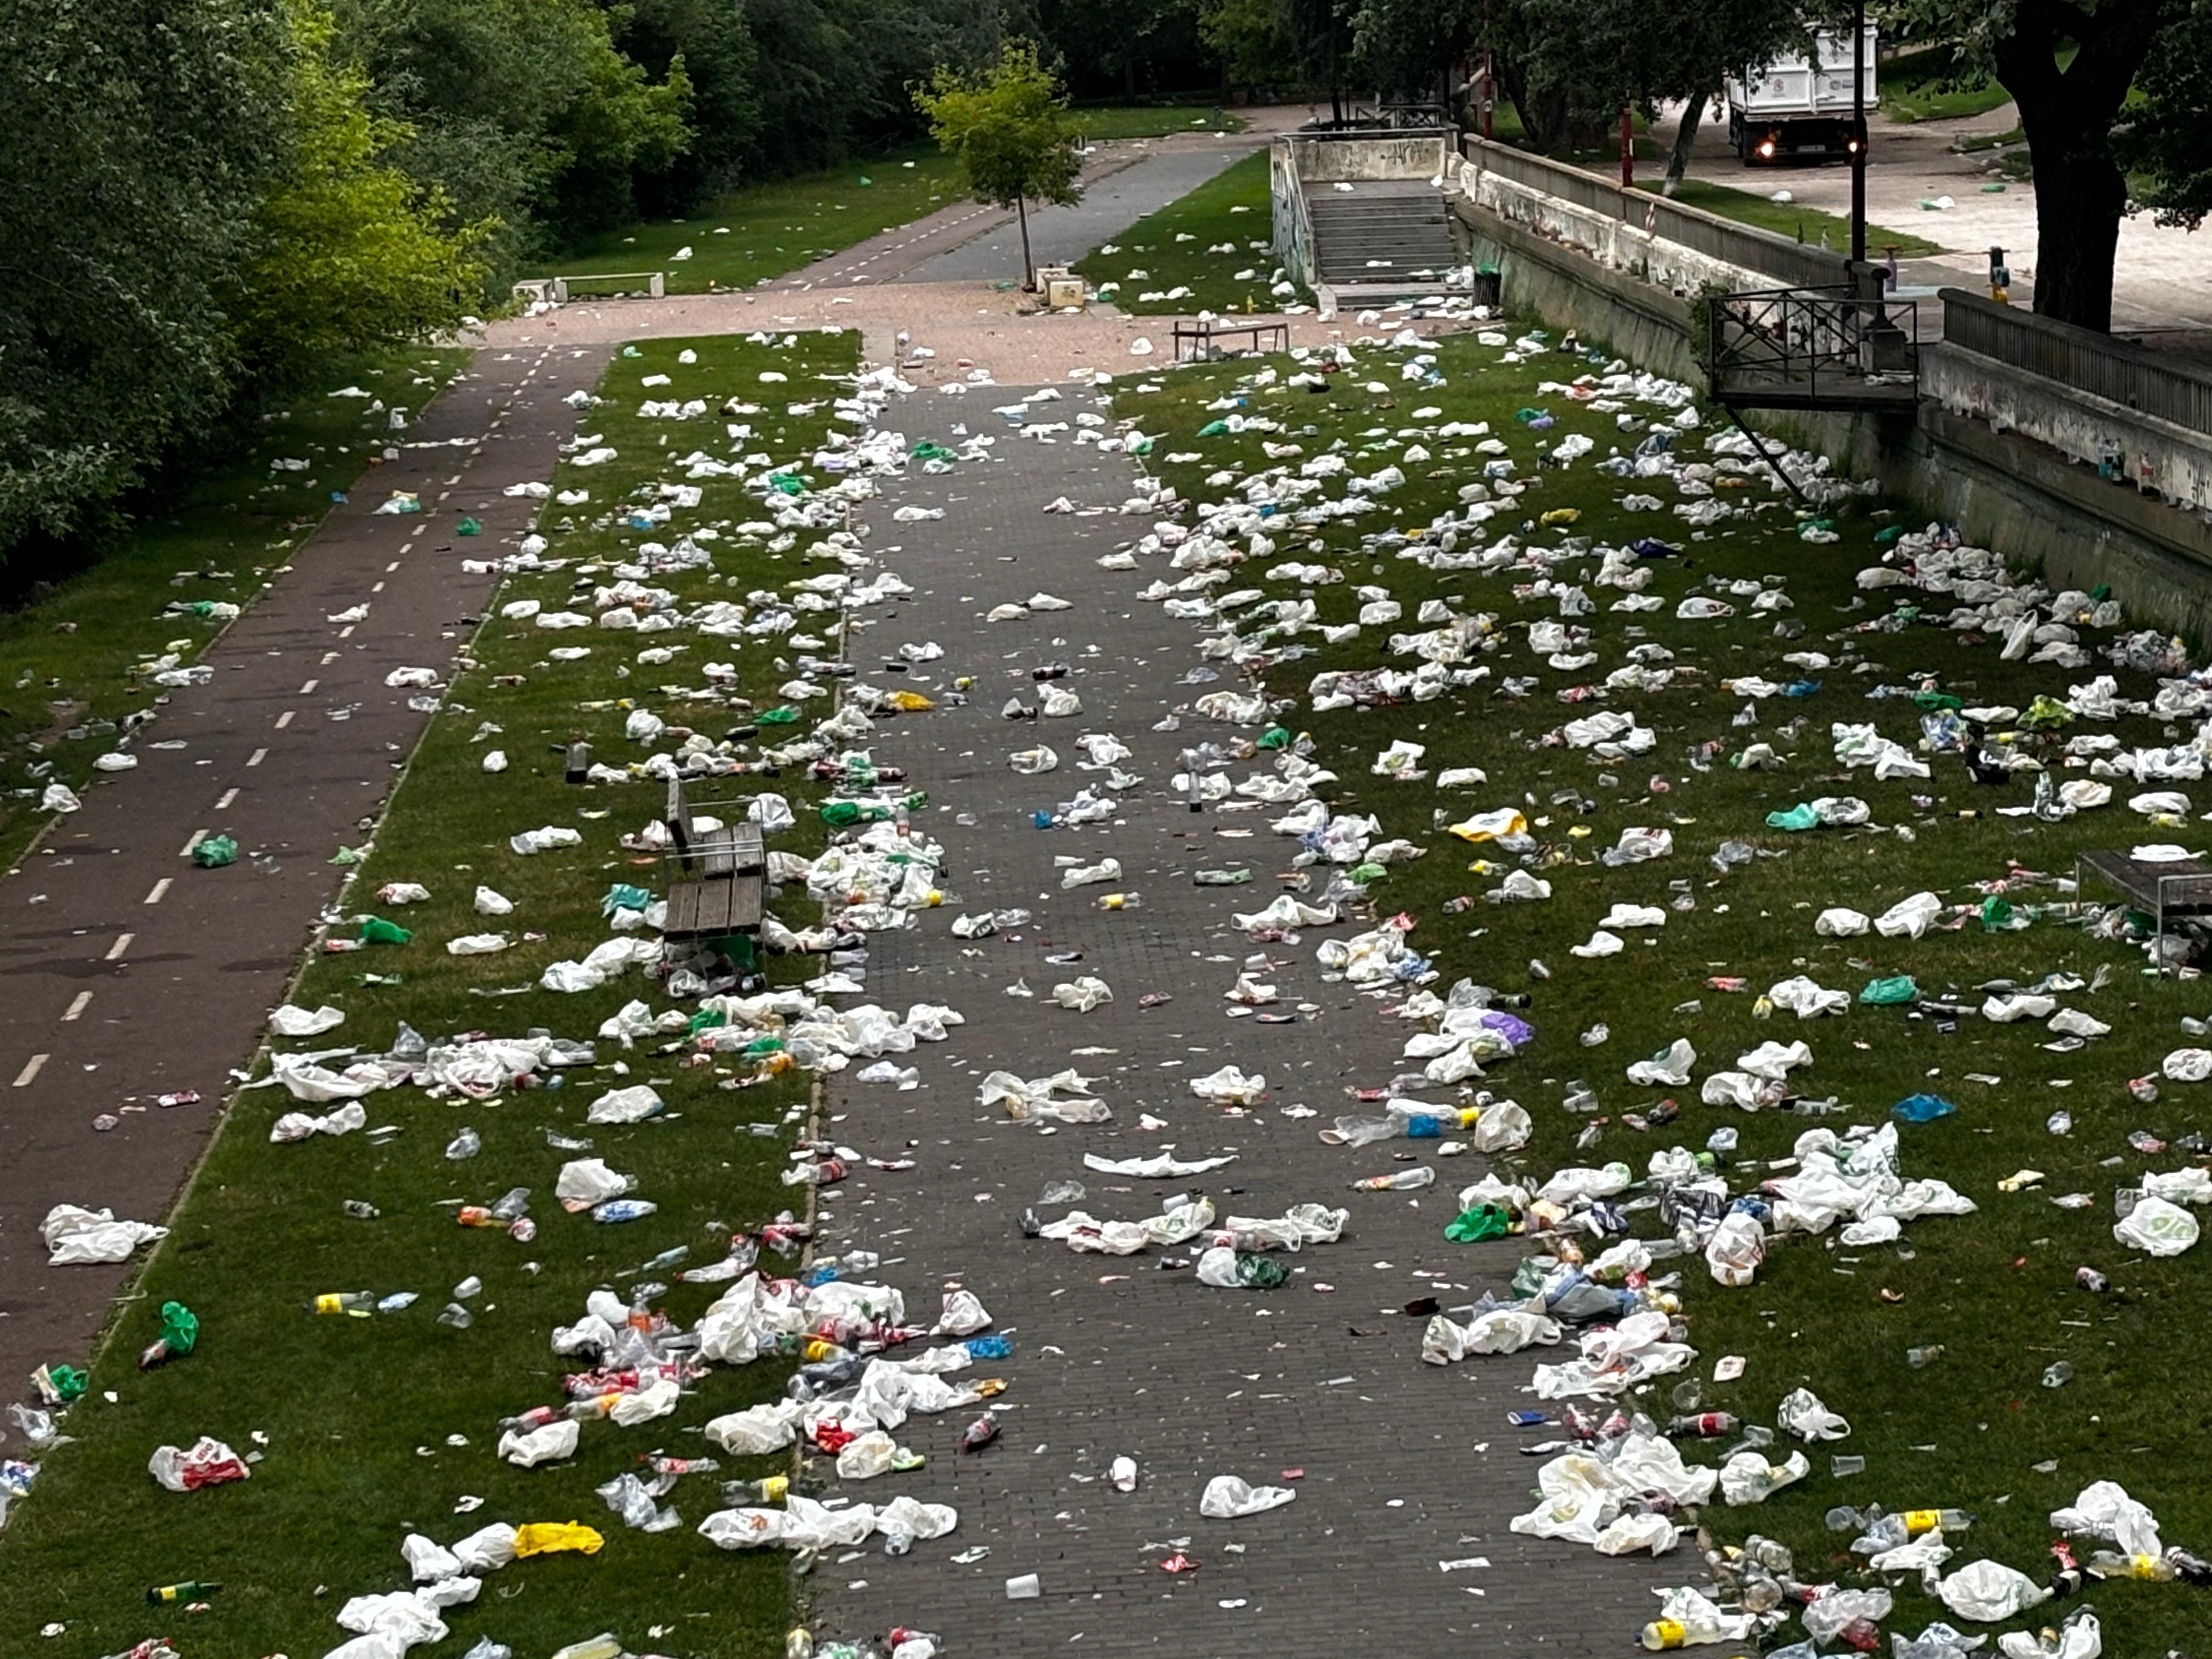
(545, 109, 1252, 298)
(1640, 177, 1946, 258)
(1882, 43, 2023, 123)
(544, 148, 965, 295)
(1074, 150, 1300, 315)
(0, 349, 467, 875)
(1070, 103, 1249, 141)
(0, 332, 873, 1657)
(1106, 327, 2212, 1656)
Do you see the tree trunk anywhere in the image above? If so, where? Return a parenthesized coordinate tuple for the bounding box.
(1663, 91, 1708, 196)
(1990, 0, 2172, 332)
(2025, 148, 2126, 332)
(1017, 196, 1035, 291)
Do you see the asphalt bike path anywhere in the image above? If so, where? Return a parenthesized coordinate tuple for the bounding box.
(0, 342, 608, 1382)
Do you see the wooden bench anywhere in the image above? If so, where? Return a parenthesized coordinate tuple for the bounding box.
(661, 775, 767, 945)
(2075, 849, 2212, 967)
(1172, 319, 1290, 362)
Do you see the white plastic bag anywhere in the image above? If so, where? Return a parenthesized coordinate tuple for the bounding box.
(1199, 1475, 1296, 1517)
(2114, 1194, 2199, 1256)
(1937, 1559, 2050, 1622)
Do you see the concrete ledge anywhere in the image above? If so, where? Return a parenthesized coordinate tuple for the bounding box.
(1456, 201, 1701, 383)
(1453, 193, 2212, 645)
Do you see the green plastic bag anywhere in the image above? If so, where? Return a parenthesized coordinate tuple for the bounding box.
(1234, 1253, 1288, 1289)
(909, 441, 957, 462)
(602, 883, 653, 917)
(1514, 407, 1547, 423)
(1765, 803, 1820, 831)
(1347, 862, 1386, 887)
(192, 834, 239, 868)
(45, 1363, 88, 1402)
(1859, 975, 1917, 1005)
(1256, 726, 1291, 751)
(1444, 1205, 1511, 1243)
(757, 706, 801, 725)
(1980, 895, 2020, 930)
(2022, 695, 2074, 730)
(360, 916, 412, 946)
(1912, 690, 1962, 711)
(161, 1301, 200, 1356)
(686, 1008, 729, 1036)
(1198, 419, 1229, 437)
(768, 472, 805, 496)
(456, 516, 482, 537)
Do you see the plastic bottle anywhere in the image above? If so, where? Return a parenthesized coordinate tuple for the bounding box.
(2041, 1360, 2074, 1387)
(2089, 1550, 2176, 1581)
(444, 1127, 481, 1161)
(341, 1199, 380, 1219)
(1194, 868, 1252, 885)
(1639, 1619, 1690, 1650)
(1903, 1508, 1973, 1536)
(147, 1581, 221, 1603)
(1905, 1344, 1945, 1368)
(308, 1291, 375, 1314)
(1094, 891, 1139, 911)
(1350, 1166, 1436, 1191)
(1664, 1413, 1739, 1439)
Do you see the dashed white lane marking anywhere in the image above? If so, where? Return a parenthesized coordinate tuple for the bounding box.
(181, 828, 208, 857)
(13, 1053, 48, 1088)
(144, 878, 172, 906)
(246, 748, 267, 768)
(104, 933, 134, 962)
(274, 710, 295, 730)
(62, 992, 92, 1023)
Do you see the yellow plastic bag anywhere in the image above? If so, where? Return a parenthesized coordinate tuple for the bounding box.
(514, 1521, 606, 1558)
(1446, 808, 1528, 843)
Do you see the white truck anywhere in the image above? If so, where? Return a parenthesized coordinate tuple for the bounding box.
(1726, 24, 1878, 164)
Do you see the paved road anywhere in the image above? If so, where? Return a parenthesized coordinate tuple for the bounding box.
(1668, 99, 2212, 334)
(0, 342, 606, 1384)
(898, 140, 1264, 284)
(804, 394, 1669, 1652)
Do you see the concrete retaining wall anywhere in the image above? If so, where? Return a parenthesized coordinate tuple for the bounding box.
(1925, 341, 2212, 517)
(1452, 195, 2212, 643)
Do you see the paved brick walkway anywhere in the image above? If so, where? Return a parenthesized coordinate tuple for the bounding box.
(804, 392, 1673, 1654)
(895, 138, 1263, 284)
(0, 342, 605, 1381)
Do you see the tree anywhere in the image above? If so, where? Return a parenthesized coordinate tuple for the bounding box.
(2115, 0, 2212, 230)
(1888, 0, 2183, 331)
(0, 0, 292, 560)
(913, 41, 1083, 287)
(234, 2, 489, 383)
(1199, 0, 1297, 95)
(330, 0, 693, 282)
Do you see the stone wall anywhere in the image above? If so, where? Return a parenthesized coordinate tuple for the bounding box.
(1451, 195, 2212, 644)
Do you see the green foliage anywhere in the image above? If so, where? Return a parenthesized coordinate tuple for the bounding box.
(1199, 0, 1299, 89)
(915, 40, 1085, 215)
(2118, 0, 2212, 227)
(234, 2, 492, 384)
(332, 0, 695, 263)
(0, 0, 292, 553)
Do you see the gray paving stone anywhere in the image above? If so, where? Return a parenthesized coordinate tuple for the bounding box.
(801, 388, 1681, 1654)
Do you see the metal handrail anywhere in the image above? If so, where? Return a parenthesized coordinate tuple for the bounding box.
(1709, 285, 1920, 401)
(1941, 289, 2212, 436)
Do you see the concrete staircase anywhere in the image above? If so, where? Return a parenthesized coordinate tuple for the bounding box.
(1303, 181, 1460, 300)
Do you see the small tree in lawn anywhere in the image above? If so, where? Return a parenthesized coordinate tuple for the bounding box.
(913, 42, 1082, 291)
